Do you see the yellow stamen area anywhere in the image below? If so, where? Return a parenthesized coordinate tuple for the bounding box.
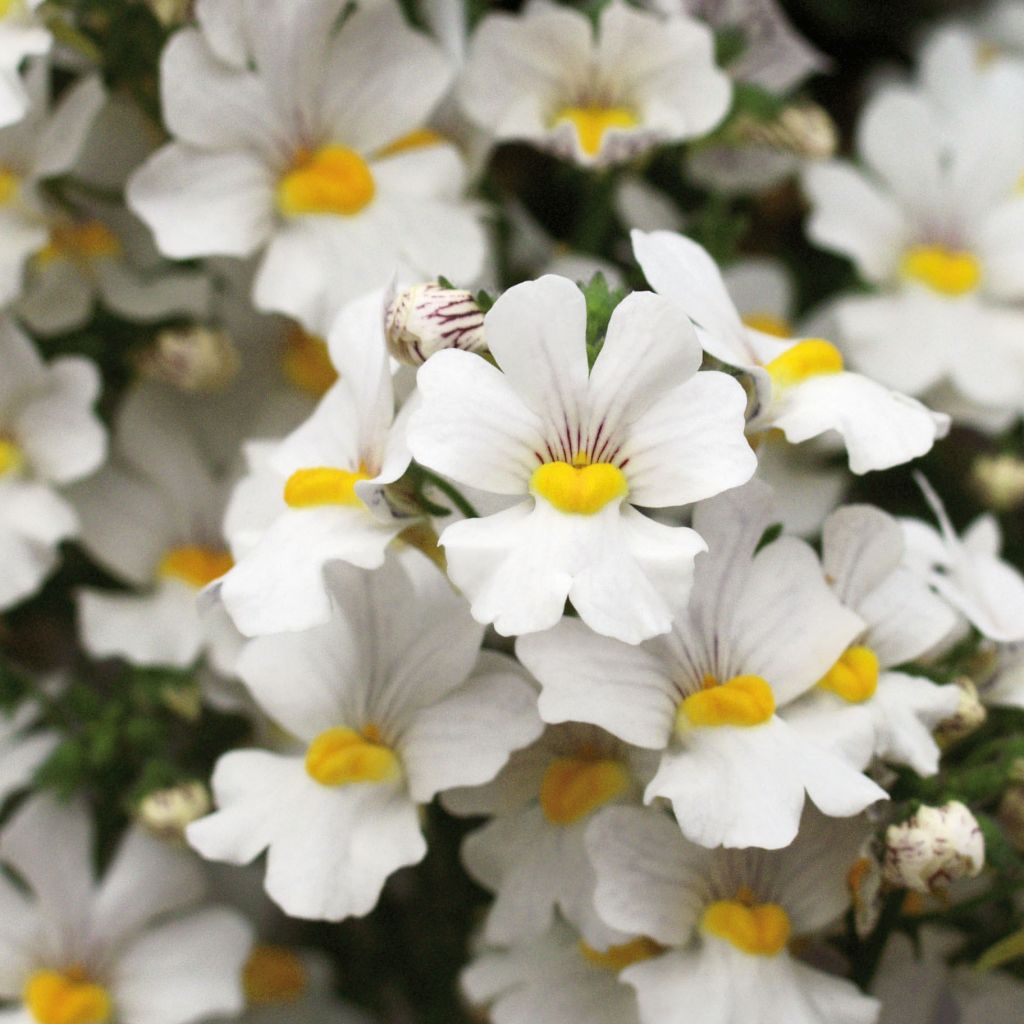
(553, 106, 639, 157)
(376, 128, 445, 159)
(243, 945, 308, 1006)
(530, 460, 628, 516)
(305, 725, 399, 787)
(678, 675, 775, 730)
(158, 545, 234, 588)
(0, 167, 17, 204)
(579, 937, 662, 972)
(0, 438, 23, 476)
(742, 313, 792, 339)
(539, 757, 630, 826)
(817, 645, 879, 704)
(36, 221, 120, 270)
(283, 466, 370, 509)
(702, 900, 791, 957)
(901, 245, 981, 297)
(277, 146, 375, 218)
(24, 969, 111, 1024)
(764, 338, 844, 391)
(281, 327, 338, 398)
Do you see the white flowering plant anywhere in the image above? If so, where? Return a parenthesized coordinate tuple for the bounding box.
(4, 1, 1024, 1022)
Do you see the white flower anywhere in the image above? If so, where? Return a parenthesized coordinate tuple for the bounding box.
(782, 504, 961, 777)
(0, 795, 253, 1024)
(586, 805, 880, 1024)
(883, 802, 985, 893)
(408, 275, 756, 643)
(458, 0, 730, 168)
(0, 0, 50, 128)
(217, 291, 417, 637)
(900, 476, 1024, 643)
(632, 229, 949, 474)
(0, 316, 106, 612)
(462, 919, 645, 1024)
(802, 75, 1024, 421)
(516, 480, 886, 851)
(872, 928, 959, 1024)
(445, 723, 657, 947)
(127, 0, 486, 330)
(72, 383, 240, 673)
(954, 963, 1024, 1024)
(188, 551, 541, 922)
(0, 698, 57, 804)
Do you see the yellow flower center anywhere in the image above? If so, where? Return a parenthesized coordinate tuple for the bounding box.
(0, 167, 18, 203)
(281, 327, 338, 398)
(376, 128, 445, 159)
(36, 221, 120, 270)
(158, 545, 234, 588)
(283, 466, 371, 508)
(553, 106, 639, 157)
(305, 725, 400, 787)
(243, 946, 308, 1006)
(24, 969, 111, 1024)
(764, 338, 844, 391)
(579, 937, 663, 971)
(742, 313, 793, 339)
(816, 645, 879, 703)
(539, 757, 630, 826)
(901, 245, 981, 297)
(0, 438, 23, 477)
(530, 458, 628, 516)
(678, 675, 776, 730)
(277, 146, 376, 217)
(702, 900, 791, 957)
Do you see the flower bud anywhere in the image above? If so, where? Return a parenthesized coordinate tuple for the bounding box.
(385, 283, 486, 366)
(934, 677, 987, 749)
(848, 843, 883, 938)
(136, 781, 211, 843)
(730, 102, 838, 161)
(136, 325, 240, 393)
(972, 453, 1024, 512)
(883, 802, 985, 893)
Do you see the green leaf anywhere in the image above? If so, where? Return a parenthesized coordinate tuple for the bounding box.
(976, 926, 1024, 973)
(580, 273, 628, 367)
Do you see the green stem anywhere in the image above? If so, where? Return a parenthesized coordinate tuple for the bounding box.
(416, 468, 480, 520)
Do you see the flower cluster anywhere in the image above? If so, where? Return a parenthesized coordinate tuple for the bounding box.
(3, 1, 1024, 1023)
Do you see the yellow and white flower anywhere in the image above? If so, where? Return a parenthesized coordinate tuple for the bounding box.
(516, 481, 885, 850)
(0, 0, 49, 128)
(408, 275, 756, 643)
(458, 0, 731, 168)
(782, 504, 961, 777)
(0, 316, 106, 612)
(127, 0, 486, 331)
(188, 550, 541, 922)
(0, 796, 253, 1024)
(632, 229, 949, 474)
(586, 805, 880, 1024)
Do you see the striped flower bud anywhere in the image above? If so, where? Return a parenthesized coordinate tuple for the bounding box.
(385, 283, 486, 366)
(883, 802, 985, 893)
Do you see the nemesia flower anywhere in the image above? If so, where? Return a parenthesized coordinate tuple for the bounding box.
(127, 0, 487, 330)
(632, 229, 949, 474)
(0, 697, 57, 803)
(0, 60, 104, 304)
(72, 383, 240, 673)
(0, 316, 106, 612)
(900, 477, 1024, 643)
(803, 74, 1024, 423)
(188, 551, 541, 921)
(458, 0, 731, 168)
(586, 805, 880, 1024)
(445, 723, 657, 947)
(217, 290, 417, 637)
(0, 0, 49, 128)
(883, 801, 985, 893)
(0, 795, 253, 1024)
(782, 504, 960, 776)
(872, 929, 958, 1024)
(408, 274, 756, 643)
(462, 919, 644, 1024)
(516, 481, 886, 850)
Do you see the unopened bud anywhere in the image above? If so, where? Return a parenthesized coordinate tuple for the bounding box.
(848, 843, 884, 938)
(147, 0, 193, 27)
(998, 786, 1024, 853)
(385, 283, 486, 366)
(730, 102, 838, 161)
(972, 454, 1024, 512)
(883, 801, 985, 893)
(137, 325, 240, 393)
(934, 677, 987, 748)
(136, 780, 211, 842)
